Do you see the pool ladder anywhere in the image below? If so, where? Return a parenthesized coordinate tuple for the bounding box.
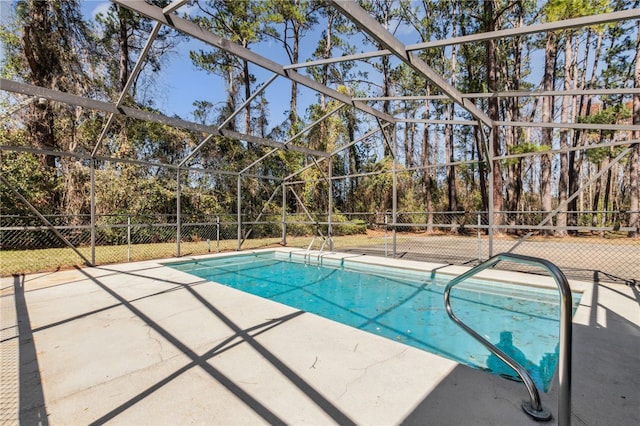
(444, 253, 572, 425)
(304, 236, 333, 264)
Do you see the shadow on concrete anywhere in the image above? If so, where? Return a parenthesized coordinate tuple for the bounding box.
(13, 274, 49, 426)
(401, 275, 640, 426)
(69, 265, 357, 426)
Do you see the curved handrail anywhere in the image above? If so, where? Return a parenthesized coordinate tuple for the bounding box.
(443, 253, 572, 425)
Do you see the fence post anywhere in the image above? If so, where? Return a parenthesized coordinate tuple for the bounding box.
(392, 129, 397, 258)
(477, 212, 482, 262)
(176, 168, 181, 257)
(216, 216, 220, 252)
(328, 157, 333, 251)
(127, 214, 131, 262)
(237, 175, 242, 251)
(384, 213, 388, 257)
(90, 159, 96, 265)
(282, 182, 287, 246)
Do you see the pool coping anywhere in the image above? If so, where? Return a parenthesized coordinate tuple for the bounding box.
(170, 247, 593, 292)
(1, 249, 637, 425)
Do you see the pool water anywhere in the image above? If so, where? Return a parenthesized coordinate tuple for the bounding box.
(167, 251, 581, 391)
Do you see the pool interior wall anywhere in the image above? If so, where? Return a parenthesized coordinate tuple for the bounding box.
(165, 249, 583, 392)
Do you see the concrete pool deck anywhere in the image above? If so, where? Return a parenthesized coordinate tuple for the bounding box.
(1, 248, 638, 425)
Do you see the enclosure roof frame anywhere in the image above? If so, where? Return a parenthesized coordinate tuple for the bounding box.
(286, 8, 640, 70)
(0, 0, 637, 179)
(111, 0, 396, 126)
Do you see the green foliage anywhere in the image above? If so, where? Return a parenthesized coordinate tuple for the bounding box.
(0, 150, 61, 215)
(1, 0, 637, 247)
(504, 142, 550, 167)
(544, 0, 611, 22)
(331, 213, 367, 236)
(579, 104, 632, 143)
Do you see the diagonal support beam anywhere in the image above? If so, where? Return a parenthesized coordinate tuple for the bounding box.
(111, 0, 395, 125)
(92, 21, 163, 156)
(287, 9, 640, 70)
(0, 175, 92, 266)
(507, 146, 633, 252)
(288, 186, 325, 238)
(179, 73, 280, 168)
(284, 123, 390, 181)
(240, 103, 345, 174)
(330, 0, 492, 127)
(241, 183, 282, 244)
(2, 79, 328, 158)
(163, 0, 189, 15)
(376, 117, 395, 159)
(0, 96, 37, 121)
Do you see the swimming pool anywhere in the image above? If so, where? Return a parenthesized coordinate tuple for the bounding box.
(166, 250, 581, 391)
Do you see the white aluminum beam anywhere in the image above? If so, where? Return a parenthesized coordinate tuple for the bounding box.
(92, 21, 163, 156)
(163, 0, 189, 15)
(396, 118, 640, 131)
(357, 88, 640, 101)
(240, 103, 345, 175)
(1, 79, 328, 158)
(330, 0, 492, 127)
(111, 0, 395, 125)
(287, 9, 640, 70)
(178, 73, 280, 168)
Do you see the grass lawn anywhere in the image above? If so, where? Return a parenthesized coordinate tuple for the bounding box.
(0, 234, 390, 276)
(3, 230, 635, 277)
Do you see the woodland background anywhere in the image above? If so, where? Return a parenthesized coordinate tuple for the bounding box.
(1, 0, 639, 240)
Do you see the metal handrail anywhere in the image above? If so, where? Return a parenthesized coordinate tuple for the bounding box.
(318, 236, 332, 253)
(443, 253, 572, 425)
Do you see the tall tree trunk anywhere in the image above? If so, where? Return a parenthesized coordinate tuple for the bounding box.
(445, 103, 458, 232)
(504, 8, 524, 233)
(591, 161, 602, 232)
(289, 20, 300, 136)
(447, 11, 459, 232)
(557, 31, 573, 236)
(242, 57, 251, 135)
(22, 1, 60, 169)
(476, 127, 488, 213)
(226, 62, 237, 132)
(572, 29, 603, 220)
(541, 32, 557, 235)
(601, 153, 613, 236)
(485, 1, 503, 231)
(117, 6, 130, 93)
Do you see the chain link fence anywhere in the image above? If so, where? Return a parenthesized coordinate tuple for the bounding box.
(0, 213, 279, 275)
(328, 211, 639, 285)
(1, 210, 638, 284)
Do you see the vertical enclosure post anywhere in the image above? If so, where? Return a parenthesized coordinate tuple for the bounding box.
(488, 128, 495, 257)
(392, 126, 397, 257)
(328, 157, 333, 251)
(477, 212, 482, 262)
(384, 213, 388, 256)
(176, 168, 181, 257)
(237, 175, 242, 251)
(282, 182, 287, 246)
(90, 159, 96, 265)
(127, 215, 131, 262)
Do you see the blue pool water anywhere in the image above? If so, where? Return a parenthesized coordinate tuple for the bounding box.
(166, 251, 581, 391)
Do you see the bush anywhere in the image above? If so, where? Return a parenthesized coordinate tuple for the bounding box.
(330, 213, 367, 236)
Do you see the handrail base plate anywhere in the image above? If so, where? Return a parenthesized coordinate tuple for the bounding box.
(522, 401, 552, 422)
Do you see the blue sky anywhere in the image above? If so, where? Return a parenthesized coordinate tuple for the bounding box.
(81, 1, 344, 126)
